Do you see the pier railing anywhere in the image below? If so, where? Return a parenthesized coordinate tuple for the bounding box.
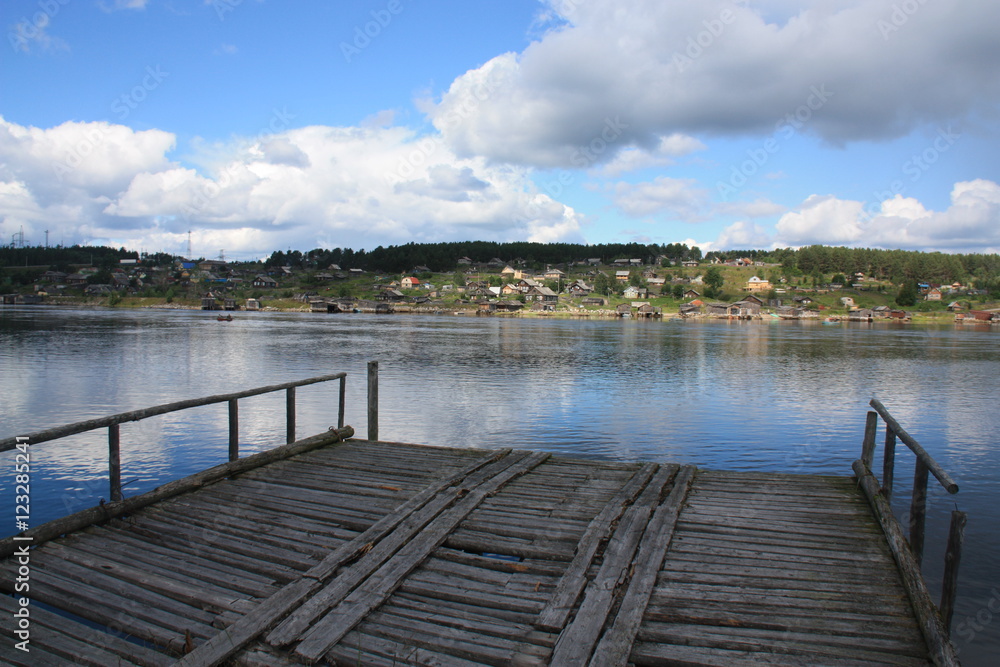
(0, 372, 350, 503)
(854, 398, 966, 663)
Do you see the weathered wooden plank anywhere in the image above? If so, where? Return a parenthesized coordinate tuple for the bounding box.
(0, 593, 172, 667)
(332, 629, 489, 667)
(0, 642, 78, 667)
(177, 449, 513, 667)
(640, 605, 924, 641)
(268, 464, 510, 647)
(629, 640, 918, 667)
(0, 426, 354, 558)
(394, 588, 539, 624)
(86, 525, 281, 596)
(403, 568, 549, 605)
(387, 592, 554, 646)
(669, 536, 888, 564)
(535, 462, 660, 632)
(116, 518, 305, 581)
(292, 451, 550, 661)
(3, 566, 209, 653)
(637, 621, 929, 662)
(35, 541, 255, 615)
(650, 581, 913, 612)
(588, 465, 696, 666)
(547, 463, 679, 666)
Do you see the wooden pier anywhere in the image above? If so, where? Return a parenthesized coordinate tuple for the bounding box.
(0, 378, 965, 666)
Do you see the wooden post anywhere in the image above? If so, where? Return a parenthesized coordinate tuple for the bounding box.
(108, 424, 122, 502)
(861, 410, 878, 469)
(338, 375, 346, 429)
(940, 510, 967, 636)
(228, 398, 239, 462)
(909, 458, 929, 566)
(882, 427, 897, 501)
(367, 360, 379, 442)
(285, 387, 296, 444)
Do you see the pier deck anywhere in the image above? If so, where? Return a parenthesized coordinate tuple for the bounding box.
(2, 436, 937, 666)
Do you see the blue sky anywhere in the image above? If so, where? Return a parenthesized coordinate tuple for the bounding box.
(1, 0, 997, 260)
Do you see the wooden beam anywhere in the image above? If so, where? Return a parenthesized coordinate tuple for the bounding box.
(870, 398, 959, 494)
(852, 459, 959, 667)
(535, 462, 660, 632)
(108, 424, 122, 502)
(548, 464, 679, 666)
(0, 372, 348, 453)
(0, 426, 354, 558)
(587, 465, 696, 667)
(940, 510, 967, 635)
(174, 450, 514, 667)
(367, 360, 379, 441)
(292, 451, 550, 662)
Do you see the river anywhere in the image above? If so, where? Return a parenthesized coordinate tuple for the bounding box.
(1, 305, 998, 664)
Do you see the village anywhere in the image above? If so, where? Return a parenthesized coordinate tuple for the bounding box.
(3, 249, 998, 324)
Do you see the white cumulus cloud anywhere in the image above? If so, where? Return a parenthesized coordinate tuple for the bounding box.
(430, 0, 1000, 168)
(0, 117, 584, 258)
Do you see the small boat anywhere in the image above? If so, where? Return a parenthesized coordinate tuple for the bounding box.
(822, 317, 839, 325)
(217, 314, 233, 322)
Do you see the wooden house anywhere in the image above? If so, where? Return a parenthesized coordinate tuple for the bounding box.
(635, 303, 661, 318)
(201, 297, 220, 310)
(525, 286, 558, 303)
(245, 298, 261, 311)
(252, 275, 278, 289)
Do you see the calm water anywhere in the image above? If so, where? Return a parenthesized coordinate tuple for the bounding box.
(1, 306, 998, 663)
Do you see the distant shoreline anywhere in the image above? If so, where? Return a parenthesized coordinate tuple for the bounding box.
(5, 297, 991, 327)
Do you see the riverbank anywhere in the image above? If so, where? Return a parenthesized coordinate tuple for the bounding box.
(11, 295, 995, 326)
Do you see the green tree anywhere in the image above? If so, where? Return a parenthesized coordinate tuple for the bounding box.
(594, 271, 614, 295)
(895, 282, 918, 307)
(704, 267, 724, 292)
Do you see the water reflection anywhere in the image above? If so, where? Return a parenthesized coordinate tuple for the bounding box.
(1, 306, 998, 664)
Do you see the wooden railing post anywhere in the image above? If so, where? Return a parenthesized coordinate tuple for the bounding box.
(228, 398, 239, 461)
(286, 387, 296, 444)
(108, 424, 122, 502)
(940, 510, 967, 636)
(882, 427, 897, 501)
(862, 410, 878, 469)
(338, 375, 346, 429)
(367, 360, 379, 442)
(909, 458, 929, 565)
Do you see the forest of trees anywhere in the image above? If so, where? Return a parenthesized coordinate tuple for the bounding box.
(3, 242, 1000, 294)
